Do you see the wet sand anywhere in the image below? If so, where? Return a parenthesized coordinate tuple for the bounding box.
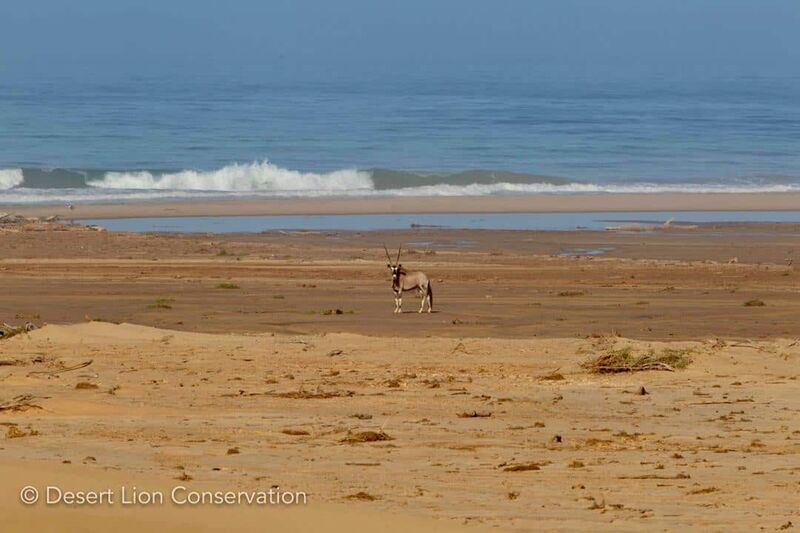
(7, 191, 800, 220)
(1, 221, 800, 339)
(1, 217, 799, 531)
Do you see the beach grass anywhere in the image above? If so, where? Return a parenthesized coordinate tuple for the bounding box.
(582, 347, 692, 373)
(147, 298, 174, 310)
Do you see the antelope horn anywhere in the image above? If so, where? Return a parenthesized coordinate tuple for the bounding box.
(383, 244, 393, 264)
(396, 245, 402, 264)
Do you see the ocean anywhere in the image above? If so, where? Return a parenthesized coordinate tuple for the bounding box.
(2, 71, 799, 205)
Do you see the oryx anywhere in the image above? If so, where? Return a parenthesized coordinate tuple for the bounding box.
(384, 245, 433, 314)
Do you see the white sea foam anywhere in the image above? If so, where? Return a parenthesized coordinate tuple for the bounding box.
(88, 161, 374, 192)
(0, 168, 24, 190)
(381, 181, 800, 196)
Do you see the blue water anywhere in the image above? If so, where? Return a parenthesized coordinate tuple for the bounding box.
(81, 211, 800, 233)
(2, 72, 800, 203)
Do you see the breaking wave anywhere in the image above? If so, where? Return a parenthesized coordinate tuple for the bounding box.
(1, 161, 800, 205)
(88, 161, 373, 192)
(0, 168, 24, 190)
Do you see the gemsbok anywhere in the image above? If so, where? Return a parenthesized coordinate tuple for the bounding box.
(384, 245, 433, 314)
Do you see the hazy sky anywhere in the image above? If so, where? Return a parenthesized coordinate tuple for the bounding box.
(1, 0, 798, 81)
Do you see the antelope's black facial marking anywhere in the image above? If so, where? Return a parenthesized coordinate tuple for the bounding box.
(390, 265, 403, 288)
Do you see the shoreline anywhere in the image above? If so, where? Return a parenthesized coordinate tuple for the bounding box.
(4, 192, 800, 219)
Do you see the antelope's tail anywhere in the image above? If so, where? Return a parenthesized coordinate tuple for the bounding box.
(428, 282, 433, 310)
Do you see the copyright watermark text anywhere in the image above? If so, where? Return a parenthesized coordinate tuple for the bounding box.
(19, 485, 307, 507)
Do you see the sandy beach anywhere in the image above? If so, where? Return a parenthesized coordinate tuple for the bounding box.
(1, 206, 799, 531)
(7, 192, 800, 220)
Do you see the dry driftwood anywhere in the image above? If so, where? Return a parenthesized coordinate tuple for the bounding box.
(0, 394, 42, 412)
(728, 341, 763, 350)
(27, 359, 93, 377)
(457, 411, 492, 418)
(592, 361, 676, 373)
(502, 461, 548, 472)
